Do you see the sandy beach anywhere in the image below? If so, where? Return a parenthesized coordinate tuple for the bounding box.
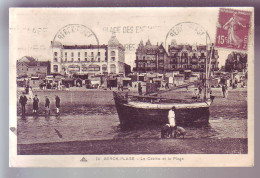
(17, 87, 248, 155)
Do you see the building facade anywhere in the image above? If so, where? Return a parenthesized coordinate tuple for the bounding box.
(51, 35, 125, 77)
(134, 40, 169, 73)
(168, 40, 219, 72)
(134, 39, 219, 73)
(17, 56, 50, 78)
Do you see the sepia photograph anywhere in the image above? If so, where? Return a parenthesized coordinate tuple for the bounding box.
(9, 7, 254, 167)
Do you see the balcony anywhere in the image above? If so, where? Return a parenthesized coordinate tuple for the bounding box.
(170, 61, 178, 64)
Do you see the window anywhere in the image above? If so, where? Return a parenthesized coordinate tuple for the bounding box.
(143, 56, 145, 60)
(110, 51, 115, 56)
(54, 52, 58, 56)
(82, 65, 87, 71)
(85, 52, 87, 57)
(91, 58, 94, 62)
(98, 52, 100, 56)
(102, 64, 107, 72)
(72, 58, 74, 62)
(110, 64, 116, 73)
(91, 52, 94, 57)
(78, 52, 80, 57)
(78, 58, 80, 61)
(111, 57, 115, 62)
(65, 52, 67, 56)
(85, 58, 87, 61)
(53, 65, 58, 72)
(98, 58, 100, 62)
(71, 52, 74, 57)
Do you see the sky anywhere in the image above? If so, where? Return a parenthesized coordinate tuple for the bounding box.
(9, 7, 253, 68)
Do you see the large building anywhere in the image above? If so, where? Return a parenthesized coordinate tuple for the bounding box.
(134, 39, 219, 73)
(51, 35, 125, 77)
(134, 40, 169, 73)
(17, 56, 50, 78)
(168, 40, 219, 72)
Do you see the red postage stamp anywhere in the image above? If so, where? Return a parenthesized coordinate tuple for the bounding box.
(215, 8, 252, 51)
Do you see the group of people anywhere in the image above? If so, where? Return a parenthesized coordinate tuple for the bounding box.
(19, 93, 61, 117)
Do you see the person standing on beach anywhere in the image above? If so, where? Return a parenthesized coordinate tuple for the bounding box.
(225, 84, 228, 98)
(33, 95, 39, 114)
(168, 106, 177, 138)
(19, 92, 27, 117)
(55, 95, 60, 114)
(45, 96, 50, 116)
(222, 84, 226, 98)
(138, 82, 142, 95)
(28, 86, 34, 100)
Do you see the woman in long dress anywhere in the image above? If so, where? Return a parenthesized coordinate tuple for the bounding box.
(223, 12, 246, 48)
(33, 95, 39, 114)
(28, 87, 34, 100)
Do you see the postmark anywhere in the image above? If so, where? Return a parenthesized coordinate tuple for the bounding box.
(215, 8, 252, 51)
(165, 22, 211, 50)
(52, 24, 100, 61)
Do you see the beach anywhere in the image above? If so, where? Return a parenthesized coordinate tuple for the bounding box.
(17, 87, 248, 154)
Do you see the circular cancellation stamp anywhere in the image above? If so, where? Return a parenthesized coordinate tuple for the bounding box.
(52, 24, 100, 60)
(165, 22, 211, 50)
(215, 8, 252, 51)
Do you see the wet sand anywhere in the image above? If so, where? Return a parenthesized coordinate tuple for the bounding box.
(18, 138, 247, 154)
(17, 87, 248, 154)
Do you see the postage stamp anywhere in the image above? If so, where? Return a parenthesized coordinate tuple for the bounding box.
(215, 8, 252, 51)
(9, 7, 254, 167)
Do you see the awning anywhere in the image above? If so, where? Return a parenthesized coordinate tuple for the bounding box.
(122, 77, 131, 81)
(62, 78, 74, 82)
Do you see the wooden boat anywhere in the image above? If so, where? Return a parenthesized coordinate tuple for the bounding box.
(113, 91, 214, 126)
(113, 44, 215, 126)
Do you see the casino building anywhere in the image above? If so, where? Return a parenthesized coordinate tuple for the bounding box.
(51, 34, 125, 77)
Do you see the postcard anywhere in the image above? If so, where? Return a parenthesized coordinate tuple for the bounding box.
(9, 7, 254, 167)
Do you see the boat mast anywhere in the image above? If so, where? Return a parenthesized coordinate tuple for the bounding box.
(204, 36, 208, 100)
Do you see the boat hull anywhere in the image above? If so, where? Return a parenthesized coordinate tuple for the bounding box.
(113, 92, 210, 126)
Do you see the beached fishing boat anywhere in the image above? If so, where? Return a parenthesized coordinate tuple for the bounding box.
(113, 91, 214, 126)
(113, 44, 216, 126)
